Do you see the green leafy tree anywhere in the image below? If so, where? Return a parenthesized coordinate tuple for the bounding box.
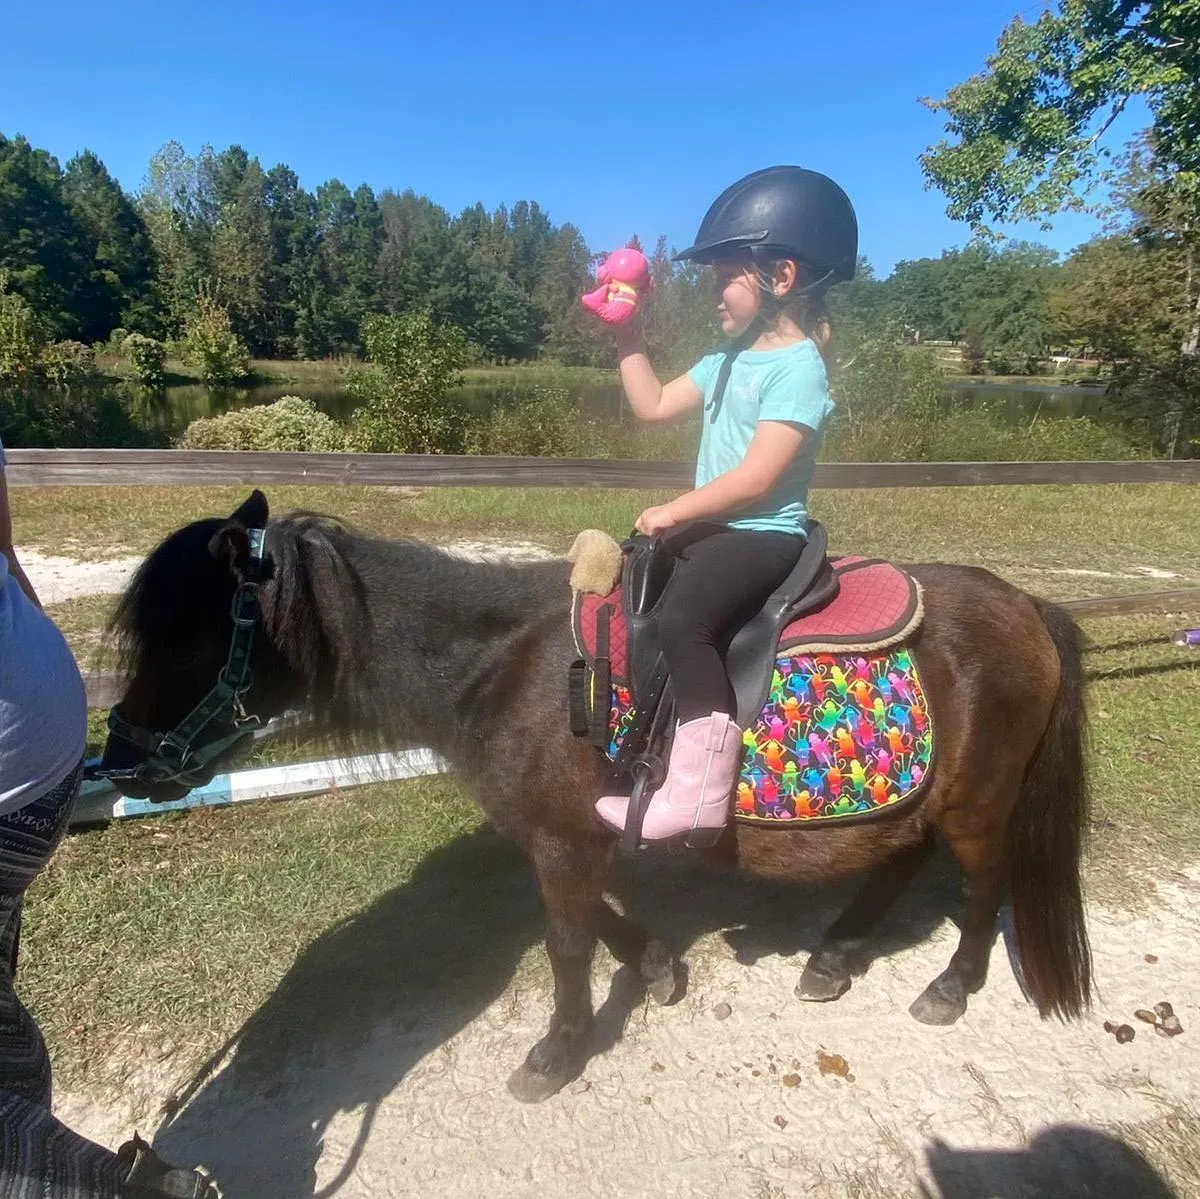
(826, 258, 890, 358)
(921, 0, 1200, 225)
(209, 149, 274, 354)
(61, 150, 160, 337)
(139, 141, 215, 335)
(179, 292, 250, 385)
(533, 223, 599, 364)
(0, 274, 46, 381)
(1117, 138, 1200, 356)
(641, 237, 717, 373)
(314, 179, 368, 351)
(0, 134, 93, 339)
(1052, 233, 1175, 357)
(888, 243, 1059, 365)
(921, 1, 1200, 357)
(348, 311, 468, 452)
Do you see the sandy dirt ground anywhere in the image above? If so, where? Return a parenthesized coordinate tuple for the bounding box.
(52, 856, 1198, 1198)
(33, 545, 1200, 1198)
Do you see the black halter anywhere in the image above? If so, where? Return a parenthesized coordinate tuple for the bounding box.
(90, 528, 268, 790)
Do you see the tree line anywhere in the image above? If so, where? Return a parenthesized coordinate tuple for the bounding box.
(0, 135, 616, 363)
(2, 128, 1194, 379)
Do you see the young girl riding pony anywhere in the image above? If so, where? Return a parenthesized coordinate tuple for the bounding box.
(584, 165, 857, 848)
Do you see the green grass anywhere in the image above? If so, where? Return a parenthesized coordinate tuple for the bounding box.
(1085, 614, 1200, 865)
(13, 483, 1200, 590)
(24, 777, 506, 1089)
(44, 593, 119, 668)
(97, 355, 353, 389)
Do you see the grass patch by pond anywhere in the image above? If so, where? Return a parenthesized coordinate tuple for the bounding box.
(97, 355, 353, 390)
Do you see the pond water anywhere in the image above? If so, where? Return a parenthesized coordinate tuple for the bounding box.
(945, 379, 1110, 420)
(7, 375, 1113, 448)
(120, 376, 629, 443)
(153, 377, 1106, 437)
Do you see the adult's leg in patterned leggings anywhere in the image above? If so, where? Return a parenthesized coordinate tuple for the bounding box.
(0, 765, 219, 1197)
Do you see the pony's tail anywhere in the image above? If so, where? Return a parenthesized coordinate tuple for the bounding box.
(1007, 598, 1093, 1020)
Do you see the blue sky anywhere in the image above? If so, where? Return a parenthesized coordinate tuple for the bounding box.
(2, 0, 1147, 275)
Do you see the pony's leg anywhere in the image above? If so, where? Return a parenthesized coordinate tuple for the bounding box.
(796, 835, 934, 1002)
(909, 824, 1007, 1025)
(507, 833, 608, 1104)
(593, 898, 685, 1006)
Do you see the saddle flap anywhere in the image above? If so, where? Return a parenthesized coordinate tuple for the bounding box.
(726, 522, 838, 726)
(620, 535, 676, 617)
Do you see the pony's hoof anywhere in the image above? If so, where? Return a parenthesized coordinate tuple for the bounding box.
(909, 980, 968, 1026)
(506, 1034, 586, 1103)
(795, 963, 852, 1003)
(641, 939, 686, 1006)
(506, 1061, 573, 1104)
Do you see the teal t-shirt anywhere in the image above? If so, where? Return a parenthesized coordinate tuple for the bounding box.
(687, 339, 833, 535)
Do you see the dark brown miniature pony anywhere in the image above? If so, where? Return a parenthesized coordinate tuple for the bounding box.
(99, 490, 1092, 1102)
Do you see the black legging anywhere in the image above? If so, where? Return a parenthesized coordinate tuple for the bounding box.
(656, 525, 804, 723)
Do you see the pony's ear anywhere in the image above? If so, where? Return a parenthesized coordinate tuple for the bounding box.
(208, 522, 251, 577)
(230, 489, 269, 529)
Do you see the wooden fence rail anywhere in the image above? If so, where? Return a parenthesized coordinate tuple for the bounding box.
(7, 449, 1200, 490)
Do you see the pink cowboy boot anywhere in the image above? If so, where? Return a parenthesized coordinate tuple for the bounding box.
(595, 712, 742, 847)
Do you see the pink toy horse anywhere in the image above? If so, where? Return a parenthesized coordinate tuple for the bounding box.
(581, 248, 652, 325)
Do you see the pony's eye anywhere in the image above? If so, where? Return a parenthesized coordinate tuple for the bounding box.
(166, 648, 206, 671)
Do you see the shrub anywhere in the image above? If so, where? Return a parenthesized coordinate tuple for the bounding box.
(0, 378, 149, 448)
(462, 386, 700, 461)
(180, 294, 250, 386)
(179, 396, 348, 451)
(99, 327, 130, 355)
(122, 333, 167, 386)
(0, 281, 45, 381)
(40, 340, 97, 391)
(464, 387, 604, 457)
(347, 312, 469, 453)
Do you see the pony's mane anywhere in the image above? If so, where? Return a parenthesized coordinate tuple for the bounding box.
(109, 506, 569, 756)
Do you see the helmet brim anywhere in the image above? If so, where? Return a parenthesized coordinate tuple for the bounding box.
(672, 232, 770, 264)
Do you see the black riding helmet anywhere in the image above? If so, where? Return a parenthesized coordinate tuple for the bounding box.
(674, 165, 858, 285)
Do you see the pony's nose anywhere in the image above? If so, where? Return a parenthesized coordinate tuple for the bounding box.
(112, 777, 192, 804)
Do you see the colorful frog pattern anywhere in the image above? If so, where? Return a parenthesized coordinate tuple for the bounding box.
(606, 649, 932, 825)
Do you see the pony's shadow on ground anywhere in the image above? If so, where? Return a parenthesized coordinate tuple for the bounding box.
(920, 1125, 1178, 1198)
(154, 824, 543, 1197)
(154, 829, 966, 1197)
